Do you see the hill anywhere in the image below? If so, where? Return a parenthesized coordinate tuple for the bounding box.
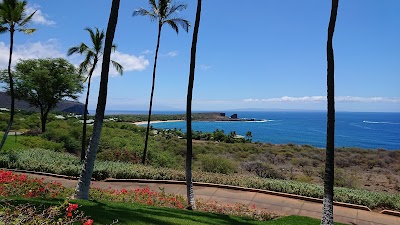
(0, 91, 86, 114)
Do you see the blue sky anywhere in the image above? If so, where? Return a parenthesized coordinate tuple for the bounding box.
(0, 0, 399, 112)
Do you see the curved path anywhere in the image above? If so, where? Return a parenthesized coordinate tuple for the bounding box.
(10, 171, 400, 225)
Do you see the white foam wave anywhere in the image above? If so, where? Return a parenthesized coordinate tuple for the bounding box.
(363, 120, 400, 125)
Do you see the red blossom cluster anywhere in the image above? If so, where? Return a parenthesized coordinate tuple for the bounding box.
(91, 186, 185, 209)
(0, 170, 64, 198)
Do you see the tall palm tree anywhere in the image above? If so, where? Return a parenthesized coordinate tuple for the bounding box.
(186, 0, 202, 210)
(321, 0, 339, 224)
(133, 0, 190, 164)
(74, 0, 121, 200)
(68, 27, 123, 161)
(0, 0, 36, 151)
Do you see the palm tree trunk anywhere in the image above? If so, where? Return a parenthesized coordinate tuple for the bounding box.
(321, 0, 338, 224)
(142, 23, 162, 165)
(81, 59, 97, 161)
(0, 29, 15, 151)
(186, 0, 202, 210)
(74, 0, 120, 200)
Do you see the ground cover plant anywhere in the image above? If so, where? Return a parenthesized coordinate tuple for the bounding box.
(0, 170, 347, 224)
(1, 150, 399, 211)
(1, 113, 399, 210)
(0, 169, 278, 224)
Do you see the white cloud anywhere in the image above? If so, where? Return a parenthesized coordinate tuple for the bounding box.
(0, 40, 63, 67)
(141, 49, 153, 55)
(166, 51, 178, 57)
(0, 41, 150, 77)
(243, 96, 400, 103)
(200, 64, 211, 71)
(26, 4, 56, 26)
(92, 51, 149, 77)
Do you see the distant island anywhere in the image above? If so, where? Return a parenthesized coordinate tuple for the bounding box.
(191, 112, 263, 122)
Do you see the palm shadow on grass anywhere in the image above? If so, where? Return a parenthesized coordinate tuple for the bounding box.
(3, 198, 341, 225)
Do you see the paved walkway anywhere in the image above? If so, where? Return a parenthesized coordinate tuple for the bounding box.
(13, 172, 400, 225)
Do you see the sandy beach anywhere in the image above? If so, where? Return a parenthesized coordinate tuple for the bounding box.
(133, 120, 184, 126)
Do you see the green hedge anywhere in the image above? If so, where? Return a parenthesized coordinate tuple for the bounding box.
(0, 149, 399, 210)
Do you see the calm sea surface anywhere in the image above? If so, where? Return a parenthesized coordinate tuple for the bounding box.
(132, 111, 400, 150)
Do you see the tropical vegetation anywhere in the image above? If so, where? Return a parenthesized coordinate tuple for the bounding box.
(68, 27, 123, 161)
(0, 0, 36, 151)
(132, 0, 190, 165)
(1, 58, 83, 132)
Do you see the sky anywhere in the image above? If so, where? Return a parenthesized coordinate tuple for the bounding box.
(0, 0, 399, 112)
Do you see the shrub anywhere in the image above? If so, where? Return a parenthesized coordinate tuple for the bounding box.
(198, 154, 237, 174)
(242, 161, 285, 179)
(18, 136, 63, 152)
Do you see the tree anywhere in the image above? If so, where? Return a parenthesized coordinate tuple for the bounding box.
(0, 0, 36, 151)
(133, 0, 190, 164)
(245, 131, 252, 142)
(321, 0, 339, 224)
(3, 58, 83, 132)
(185, 0, 202, 210)
(68, 27, 123, 161)
(74, 0, 121, 200)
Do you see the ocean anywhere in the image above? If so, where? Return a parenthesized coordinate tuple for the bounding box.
(135, 111, 400, 150)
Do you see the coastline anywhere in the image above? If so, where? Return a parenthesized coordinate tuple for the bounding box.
(133, 120, 185, 126)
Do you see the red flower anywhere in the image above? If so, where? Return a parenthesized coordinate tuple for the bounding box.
(84, 219, 94, 225)
(66, 203, 79, 212)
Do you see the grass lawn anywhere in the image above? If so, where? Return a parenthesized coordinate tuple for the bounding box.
(2, 197, 345, 225)
(0, 131, 27, 152)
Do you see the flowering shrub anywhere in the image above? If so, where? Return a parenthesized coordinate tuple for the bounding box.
(2, 149, 400, 210)
(0, 170, 65, 198)
(88, 186, 277, 221)
(90, 187, 185, 209)
(196, 200, 278, 221)
(0, 200, 94, 225)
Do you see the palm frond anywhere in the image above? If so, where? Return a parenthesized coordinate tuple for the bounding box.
(133, 8, 157, 21)
(0, 26, 8, 34)
(18, 28, 36, 34)
(166, 3, 187, 18)
(18, 9, 35, 27)
(149, 0, 157, 11)
(111, 44, 118, 52)
(164, 18, 190, 33)
(111, 60, 123, 75)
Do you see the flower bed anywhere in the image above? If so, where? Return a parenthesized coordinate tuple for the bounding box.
(1, 149, 399, 210)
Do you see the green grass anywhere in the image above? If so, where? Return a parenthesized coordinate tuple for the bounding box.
(2, 197, 345, 225)
(0, 132, 27, 152)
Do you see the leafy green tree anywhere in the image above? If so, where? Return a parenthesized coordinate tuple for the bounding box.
(245, 131, 252, 142)
(68, 27, 123, 161)
(74, 0, 121, 200)
(7, 58, 83, 132)
(0, 0, 36, 151)
(133, 0, 190, 164)
(185, 0, 202, 210)
(322, 0, 339, 224)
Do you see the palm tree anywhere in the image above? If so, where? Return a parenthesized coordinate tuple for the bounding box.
(0, 0, 36, 151)
(186, 0, 202, 210)
(321, 0, 339, 224)
(67, 27, 123, 161)
(74, 0, 121, 200)
(133, 0, 190, 164)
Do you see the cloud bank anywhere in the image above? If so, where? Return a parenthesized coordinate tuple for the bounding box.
(243, 96, 400, 103)
(0, 41, 149, 77)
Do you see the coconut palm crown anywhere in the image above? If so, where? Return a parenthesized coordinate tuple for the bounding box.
(133, 0, 190, 34)
(67, 27, 123, 161)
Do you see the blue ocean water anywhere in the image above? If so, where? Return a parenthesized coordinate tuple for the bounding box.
(146, 111, 400, 150)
